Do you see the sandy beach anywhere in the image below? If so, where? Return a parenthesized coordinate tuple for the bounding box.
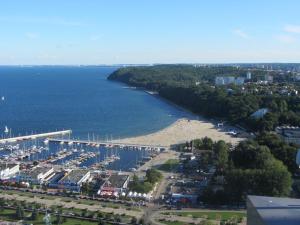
(116, 118, 243, 147)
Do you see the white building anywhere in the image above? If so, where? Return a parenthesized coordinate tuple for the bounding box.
(18, 166, 54, 184)
(0, 163, 19, 180)
(215, 76, 245, 86)
(246, 71, 252, 80)
(58, 169, 90, 192)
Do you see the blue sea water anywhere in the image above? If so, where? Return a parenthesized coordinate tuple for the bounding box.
(0, 66, 193, 139)
(0, 66, 194, 170)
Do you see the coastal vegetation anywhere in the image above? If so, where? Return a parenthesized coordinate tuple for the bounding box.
(108, 65, 300, 131)
(158, 159, 180, 172)
(109, 65, 300, 202)
(129, 169, 162, 193)
(181, 136, 293, 205)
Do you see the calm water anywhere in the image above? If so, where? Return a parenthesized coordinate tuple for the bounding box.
(0, 66, 193, 170)
(0, 66, 193, 138)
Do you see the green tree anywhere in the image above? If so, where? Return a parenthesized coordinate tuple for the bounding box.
(16, 204, 24, 220)
(214, 140, 229, 171)
(131, 216, 138, 224)
(0, 198, 6, 211)
(56, 208, 63, 225)
(31, 207, 38, 220)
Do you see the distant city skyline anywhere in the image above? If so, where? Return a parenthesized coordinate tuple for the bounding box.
(1, 0, 300, 65)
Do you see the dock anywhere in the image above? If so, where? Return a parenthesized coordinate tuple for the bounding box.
(47, 138, 168, 151)
(0, 130, 72, 144)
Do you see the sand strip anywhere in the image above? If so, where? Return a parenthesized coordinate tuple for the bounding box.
(115, 118, 243, 147)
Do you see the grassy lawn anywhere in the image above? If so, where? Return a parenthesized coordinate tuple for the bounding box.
(0, 208, 100, 225)
(160, 221, 185, 225)
(0, 189, 136, 209)
(159, 159, 180, 172)
(172, 211, 246, 220)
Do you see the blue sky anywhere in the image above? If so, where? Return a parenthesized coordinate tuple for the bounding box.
(1, 0, 300, 64)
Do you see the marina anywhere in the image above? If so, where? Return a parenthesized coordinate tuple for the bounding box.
(0, 129, 164, 172)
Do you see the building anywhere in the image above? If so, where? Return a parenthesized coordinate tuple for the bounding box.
(246, 71, 252, 80)
(224, 76, 235, 84)
(215, 76, 245, 86)
(215, 77, 225, 85)
(169, 181, 200, 205)
(58, 169, 90, 192)
(0, 163, 19, 180)
(18, 166, 54, 184)
(276, 126, 300, 145)
(47, 171, 66, 188)
(247, 195, 300, 225)
(235, 77, 245, 85)
(264, 74, 273, 83)
(98, 173, 129, 198)
(250, 108, 269, 119)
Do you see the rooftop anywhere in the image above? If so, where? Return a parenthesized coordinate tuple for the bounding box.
(0, 163, 18, 171)
(60, 169, 89, 184)
(104, 174, 129, 189)
(21, 166, 52, 179)
(248, 195, 300, 225)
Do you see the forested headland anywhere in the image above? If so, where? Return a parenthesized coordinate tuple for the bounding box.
(108, 65, 300, 131)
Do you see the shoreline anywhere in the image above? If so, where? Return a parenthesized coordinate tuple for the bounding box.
(109, 81, 244, 147)
(115, 118, 243, 147)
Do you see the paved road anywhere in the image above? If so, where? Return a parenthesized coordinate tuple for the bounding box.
(142, 150, 180, 224)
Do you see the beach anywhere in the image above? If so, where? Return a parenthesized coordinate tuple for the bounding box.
(116, 118, 244, 147)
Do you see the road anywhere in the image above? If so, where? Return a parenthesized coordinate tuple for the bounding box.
(142, 150, 180, 224)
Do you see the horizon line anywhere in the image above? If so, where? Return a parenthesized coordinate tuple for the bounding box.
(0, 62, 300, 67)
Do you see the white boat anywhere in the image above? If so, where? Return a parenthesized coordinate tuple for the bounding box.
(4, 126, 9, 134)
(1, 96, 4, 101)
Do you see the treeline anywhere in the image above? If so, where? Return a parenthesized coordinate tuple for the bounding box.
(195, 135, 293, 205)
(108, 65, 246, 88)
(108, 65, 300, 130)
(129, 169, 162, 193)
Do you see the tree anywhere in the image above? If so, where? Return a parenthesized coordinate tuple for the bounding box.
(56, 208, 63, 225)
(31, 207, 38, 220)
(202, 137, 214, 150)
(16, 204, 24, 220)
(114, 214, 122, 223)
(81, 208, 87, 217)
(131, 216, 138, 224)
(98, 219, 105, 225)
(97, 212, 103, 219)
(139, 218, 145, 225)
(145, 169, 162, 183)
(214, 140, 229, 171)
(0, 198, 5, 211)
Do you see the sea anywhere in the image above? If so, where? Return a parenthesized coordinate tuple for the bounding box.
(0, 66, 193, 171)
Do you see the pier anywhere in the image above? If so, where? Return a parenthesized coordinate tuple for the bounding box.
(47, 138, 168, 151)
(0, 130, 72, 144)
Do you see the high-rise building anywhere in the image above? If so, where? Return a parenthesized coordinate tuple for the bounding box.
(246, 71, 252, 80)
(247, 195, 300, 225)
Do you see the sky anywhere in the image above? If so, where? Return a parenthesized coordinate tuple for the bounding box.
(1, 0, 300, 65)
